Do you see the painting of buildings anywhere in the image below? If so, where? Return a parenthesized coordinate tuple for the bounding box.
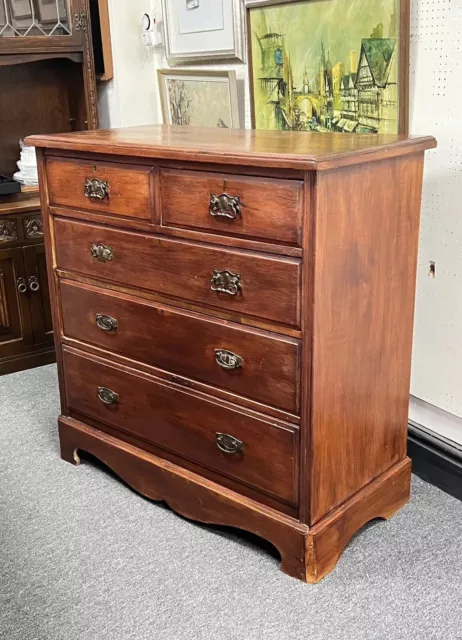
(249, 0, 400, 134)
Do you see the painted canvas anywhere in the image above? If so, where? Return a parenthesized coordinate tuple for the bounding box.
(249, 0, 401, 134)
(158, 71, 240, 128)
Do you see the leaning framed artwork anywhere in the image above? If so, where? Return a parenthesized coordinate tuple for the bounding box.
(161, 0, 245, 64)
(157, 69, 241, 129)
(246, 0, 410, 134)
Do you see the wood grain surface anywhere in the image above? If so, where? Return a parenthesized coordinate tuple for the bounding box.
(53, 217, 302, 328)
(60, 279, 301, 413)
(47, 156, 155, 220)
(161, 168, 303, 246)
(26, 125, 436, 171)
(308, 153, 425, 524)
(63, 347, 299, 505)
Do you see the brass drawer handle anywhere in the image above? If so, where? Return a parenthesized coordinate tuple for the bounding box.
(215, 349, 243, 370)
(97, 386, 119, 405)
(216, 433, 243, 455)
(209, 192, 240, 220)
(17, 277, 28, 294)
(84, 178, 109, 200)
(91, 243, 114, 262)
(96, 313, 118, 332)
(210, 269, 242, 296)
(28, 276, 40, 292)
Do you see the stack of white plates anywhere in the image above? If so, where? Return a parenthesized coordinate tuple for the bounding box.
(13, 143, 38, 186)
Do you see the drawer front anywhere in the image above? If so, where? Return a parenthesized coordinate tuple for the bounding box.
(47, 156, 154, 220)
(54, 218, 301, 327)
(60, 281, 300, 413)
(161, 169, 303, 246)
(63, 349, 298, 504)
(0, 218, 19, 245)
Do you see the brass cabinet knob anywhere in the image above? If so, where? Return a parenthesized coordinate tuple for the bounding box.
(215, 433, 243, 455)
(91, 243, 114, 262)
(214, 349, 243, 370)
(209, 192, 240, 220)
(97, 386, 119, 405)
(96, 314, 118, 332)
(210, 269, 242, 296)
(16, 277, 28, 294)
(84, 178, 109, 200)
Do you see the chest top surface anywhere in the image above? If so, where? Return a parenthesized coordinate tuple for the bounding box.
(26, 125, 436, 172)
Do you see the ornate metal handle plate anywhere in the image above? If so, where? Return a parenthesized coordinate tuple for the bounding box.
(17, 277, 27, 294)
(91, 243, 114, 262)
(28, 276, 40, 292)
(84, 178, 109, 200)
(209, 193, 240, 220)
(216, 433, 244, 455)
(96, 314, 118, 332)
(215, 349, 243, 370)
(210, 269, 242, 296)
(97, 386, 119, 405)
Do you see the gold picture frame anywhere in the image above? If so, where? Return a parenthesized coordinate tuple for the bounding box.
(246, 0, 410, 134)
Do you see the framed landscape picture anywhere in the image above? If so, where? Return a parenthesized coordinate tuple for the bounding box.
(161, 0, 245, 64)
(157, 70, 241, 129)
(247, 0, 410, 134)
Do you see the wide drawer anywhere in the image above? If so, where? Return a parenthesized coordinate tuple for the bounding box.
(60, 280, 300, 413)
(47, 156, 155, 220)
(161, 169, 303, 246)
(54, 218, 301, 328)
(63, 349, 299, 504)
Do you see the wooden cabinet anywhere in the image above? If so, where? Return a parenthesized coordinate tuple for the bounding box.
(29, 125, 436, 583)
(0, 0, 99, 184)
(0, 196, 54, 374)
(0, 0, 104, 373)
(0, 0, 84, 50)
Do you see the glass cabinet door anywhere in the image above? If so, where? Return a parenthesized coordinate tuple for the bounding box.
(0, 0, 83, 46)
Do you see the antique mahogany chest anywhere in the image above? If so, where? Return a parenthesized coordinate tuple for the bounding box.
(28, 126, 436, 582)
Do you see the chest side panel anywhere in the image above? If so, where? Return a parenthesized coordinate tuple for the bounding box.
(309, 153, 425, 525)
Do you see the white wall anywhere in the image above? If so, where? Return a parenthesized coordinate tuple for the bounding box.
(98, 0, 159, 128)
(98, 0, 462, 445)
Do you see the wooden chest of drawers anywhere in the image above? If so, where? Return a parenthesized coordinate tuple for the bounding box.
(28, 126, 436, 583)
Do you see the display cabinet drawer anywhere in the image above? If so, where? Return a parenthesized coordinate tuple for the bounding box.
(47, 156, 155, 220)
(161, 169, 303, 246)
(60, 280, 300, 413)
(63, 348, 299, 505)
(53, 217, 301, 328)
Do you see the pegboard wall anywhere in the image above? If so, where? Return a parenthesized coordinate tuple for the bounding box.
(409, 0, 462, 427)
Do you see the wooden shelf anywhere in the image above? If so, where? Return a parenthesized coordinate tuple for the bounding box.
(0, 193, 41, 216)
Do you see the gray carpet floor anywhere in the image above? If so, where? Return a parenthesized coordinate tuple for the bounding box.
(1, 364, 462, 640)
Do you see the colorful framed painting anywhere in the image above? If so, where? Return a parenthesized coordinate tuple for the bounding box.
(247, 0, 410, 134)
(161, 0, 245, 65)
(157, 69, 241, 129)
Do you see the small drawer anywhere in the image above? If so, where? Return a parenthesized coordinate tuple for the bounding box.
(0, 218, 19, 245)
(60, 280, 300, 413)
(47, 156, 155, 220)
(54, 218, 301, 328)
(22, 215, 43, 240)
(161, 169, 303, 246)
(63, 348, 299, 505)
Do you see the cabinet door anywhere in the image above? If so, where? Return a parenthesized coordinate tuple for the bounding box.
(0, 0, 83, 51)
(23, 244, 54, 347)
(0, 247, 33, 359)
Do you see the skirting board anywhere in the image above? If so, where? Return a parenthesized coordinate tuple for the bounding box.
(408, 420, 462, 502)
